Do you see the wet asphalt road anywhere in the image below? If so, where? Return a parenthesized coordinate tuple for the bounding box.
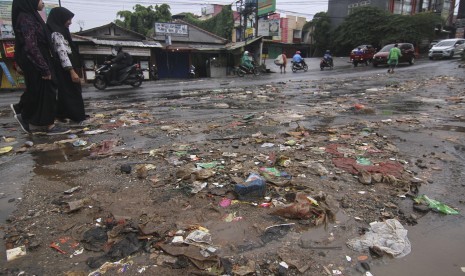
(0, 56, 464, 275)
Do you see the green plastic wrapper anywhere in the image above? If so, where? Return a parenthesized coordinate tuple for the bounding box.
(415, 195, 459, 215)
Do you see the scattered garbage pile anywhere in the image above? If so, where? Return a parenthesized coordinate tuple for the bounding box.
(1, 75, 463, 275)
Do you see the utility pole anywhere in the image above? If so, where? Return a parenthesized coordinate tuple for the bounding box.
(58, 0, 61, 7)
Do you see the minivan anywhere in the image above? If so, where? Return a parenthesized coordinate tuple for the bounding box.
(372, 43, 416, 67)
(429, 38, 465, 59)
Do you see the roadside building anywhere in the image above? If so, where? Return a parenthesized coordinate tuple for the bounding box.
(74, 23, 162, 82)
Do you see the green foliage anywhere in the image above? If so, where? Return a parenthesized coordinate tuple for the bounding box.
(332, 7, 389, 54)
(328, 7, 443, 54)
(183, 5, 233, 40)
(115, 4, 172, 36)
(307, 12, 332, 56)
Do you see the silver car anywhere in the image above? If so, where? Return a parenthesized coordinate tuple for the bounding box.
(428, 38, 465, 59)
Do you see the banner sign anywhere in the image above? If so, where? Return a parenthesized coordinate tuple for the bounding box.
(155, 23, 188, 36)
(257, 19, 280, 36)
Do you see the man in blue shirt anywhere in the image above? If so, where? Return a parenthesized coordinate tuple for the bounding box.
(292, 51, 306, 66)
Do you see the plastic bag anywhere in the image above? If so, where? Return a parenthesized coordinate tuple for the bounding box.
(414, 195, 459, 215)
(274, 54, 283, 65)
(347, 219, 411, 258)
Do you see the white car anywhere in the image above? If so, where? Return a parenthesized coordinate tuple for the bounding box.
(429, 38, 465, 59)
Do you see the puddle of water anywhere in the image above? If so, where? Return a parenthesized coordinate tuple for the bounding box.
(0, 154, 34, 223)
(372, 217, 465, 276)
(376, 101, 423, 113)
(433, 125, 465, 133)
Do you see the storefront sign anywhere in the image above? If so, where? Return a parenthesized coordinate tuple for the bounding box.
(3, 41, 14, 58)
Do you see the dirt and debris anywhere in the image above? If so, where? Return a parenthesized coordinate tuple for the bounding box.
(0, 66, 464, 275)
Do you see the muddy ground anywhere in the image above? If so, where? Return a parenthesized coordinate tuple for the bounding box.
(0, 59, 464, 276)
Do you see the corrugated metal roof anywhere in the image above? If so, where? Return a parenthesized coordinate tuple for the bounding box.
(89, 39, 162, 48)
(71, 33, 162, 48)
(225, 36, 263, 50)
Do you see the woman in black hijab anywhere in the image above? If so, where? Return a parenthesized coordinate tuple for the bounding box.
(12, 0, 69, 135)
(47, 7, 86, 125)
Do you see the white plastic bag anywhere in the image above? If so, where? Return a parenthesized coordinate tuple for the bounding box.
(274, 54, 283, 65)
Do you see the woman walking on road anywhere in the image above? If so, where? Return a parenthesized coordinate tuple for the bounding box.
(12, 0, 69, 135)
(47, 7, 87, 125)
(277, 52, 287, 73)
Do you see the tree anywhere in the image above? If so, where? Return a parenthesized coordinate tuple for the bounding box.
(183, 5, 234, 40)
(332, 7, 390, 54)
(306, 12, 332, 57)
(383, 12, 443, 45)
(331, 7, 444, 54)
(115, 4, 172, 36)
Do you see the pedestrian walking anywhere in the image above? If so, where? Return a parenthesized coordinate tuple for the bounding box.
(47, 7, 87, 125)
(275, 52, 287, 73)
(387, 43, 402, 74)
(12, 0, 69, 135)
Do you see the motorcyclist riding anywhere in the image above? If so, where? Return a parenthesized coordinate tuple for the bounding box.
(323, 50, 333, 62)
(241, 51, 253, 71)
(105, 44, 133, 82)
(292, 51, 306, 67)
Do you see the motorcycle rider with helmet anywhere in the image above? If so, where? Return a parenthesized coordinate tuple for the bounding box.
(322, 50, 333, 67)
(292, 51, 306, 67)
(319, 50, 334, 70)
(105, 44, 133, 82)
(241, 50, 253, 72)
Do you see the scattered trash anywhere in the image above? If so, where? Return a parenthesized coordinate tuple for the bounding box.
(196, 161, 219, 169)
(190, 181, 207, 194)
(185, 229, 212, 245)
(50, 237, 81, 255)
(232, 260, 256, 276)
(222, 212, 243, 222)
(120, 164, 132, 174)
(261, 223, 294, 243)
(172, 236, 184, 244)
(3, 137, 15, 143)
(347, 219, 411, 258)
(88, 259, 133, 275)
(65, 199, 89, 213)
(83, 129, 108, 135)
(414, 195, 459, 215)
(64, 186, 81, 194)
(81, 227, 108, 252)
(91, 139, 118, 156)
(234, 173, 266, 201)
(6, 246, 26, 261)
(24, 141, 34, 147)
(271, 192, 336, 225)
(0, 146, 13, 154)
(72, 139, 88, 147)
(261, 143, 275, 148)
(219, 198, 232, 207)
(356, 157, 372, 166)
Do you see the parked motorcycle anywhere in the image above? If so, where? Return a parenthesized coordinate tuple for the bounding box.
(94, 63, 144, 90)
(189, 65, 196, 78)
(291, 60, 308, 72)
(149, 64, 159, 80)
(236, 64, 260, 77)
(320, 58, 334, 70)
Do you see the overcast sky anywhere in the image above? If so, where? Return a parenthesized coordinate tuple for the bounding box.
(43, 0, 328, 32)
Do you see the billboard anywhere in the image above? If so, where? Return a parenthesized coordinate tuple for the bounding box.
(257, 19, 280, 36)
(258, 0, 276, 17)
